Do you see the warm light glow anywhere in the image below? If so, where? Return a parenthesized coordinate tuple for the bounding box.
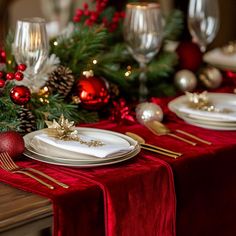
(53, 41, 58, 46)
(8, 60, 12, 65)
(43, 86, 49, 92)
(125, 71, 131, 77)
(93, 59, 98, 64)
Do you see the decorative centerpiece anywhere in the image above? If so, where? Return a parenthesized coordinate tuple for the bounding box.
(0, 1, 185, 132)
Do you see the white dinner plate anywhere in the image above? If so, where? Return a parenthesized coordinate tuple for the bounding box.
(23, 128, 140, 166)
(203, 48, 236, 72)
(25, 128, 137, 161)
(168, 93, 236, 130)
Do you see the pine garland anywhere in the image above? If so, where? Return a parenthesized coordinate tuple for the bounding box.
(0, 85, 98, 132)
(163, 9, 184, 41)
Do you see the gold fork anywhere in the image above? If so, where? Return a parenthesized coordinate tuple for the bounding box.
(0, 152, 69, 189)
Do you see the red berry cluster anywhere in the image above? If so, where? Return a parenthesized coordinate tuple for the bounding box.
(73, 0, 125, 32)
(0, 64, 27, 88)
(0, 48, 6, 63)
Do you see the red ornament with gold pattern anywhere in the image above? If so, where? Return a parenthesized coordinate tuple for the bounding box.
(73, 70, 110, 110)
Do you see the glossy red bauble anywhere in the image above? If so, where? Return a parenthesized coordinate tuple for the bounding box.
(10, 86, 31, 105)
(75, 75, 110, 110)
(176, 41, 203, 72)
(0, 131, 25, 159)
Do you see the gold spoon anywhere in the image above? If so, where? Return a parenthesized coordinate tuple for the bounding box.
(126, 132, 182, 159)
(145, 120, 198, 146)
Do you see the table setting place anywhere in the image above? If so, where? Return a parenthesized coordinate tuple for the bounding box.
(0, 95, 216, 190)
(2, 0, 236, 235)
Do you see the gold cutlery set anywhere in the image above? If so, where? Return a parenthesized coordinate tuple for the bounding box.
(0, 152, 69, 189)
(126, 121, 211, 159)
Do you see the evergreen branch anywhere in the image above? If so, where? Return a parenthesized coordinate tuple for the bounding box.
(30, 94, 98, 130)
(50, 24, 108, 75)
(4, 31, 16, 72)
(0, 84, 21, 131)
(147, 51, 178, 80)
(163, 9, 184, 41)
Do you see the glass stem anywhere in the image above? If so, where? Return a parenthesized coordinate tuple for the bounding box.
(200, 44, 206, 53)
(139, 62, 148, 101)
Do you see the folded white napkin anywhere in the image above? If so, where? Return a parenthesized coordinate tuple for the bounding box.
(178, 107, 236, 122)
(31, 132, 135, 158)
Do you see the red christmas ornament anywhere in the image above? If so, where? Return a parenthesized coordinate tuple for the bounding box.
(74, 71, 110, 110)
(176, 41, 203, 72)
(10, 85, 31, 105)
(0, 131, 25, 159)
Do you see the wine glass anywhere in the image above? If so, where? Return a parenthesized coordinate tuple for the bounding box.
(123, 2, 163, 101)
(188, 0, 219, 52)
(13, 18, 49, 92)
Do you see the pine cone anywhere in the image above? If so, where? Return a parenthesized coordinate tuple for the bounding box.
(46, 65, 75, 97)
(18, 107, 37, 134)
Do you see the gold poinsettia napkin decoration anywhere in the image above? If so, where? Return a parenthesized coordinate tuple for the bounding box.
(186, 91, 232, 113)
(45, 114, 104, 147)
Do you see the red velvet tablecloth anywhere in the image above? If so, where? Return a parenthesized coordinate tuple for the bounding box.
(1, 99, 236, 236)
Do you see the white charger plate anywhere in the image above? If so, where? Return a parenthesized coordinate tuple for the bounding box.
(23, 147, 140, 167)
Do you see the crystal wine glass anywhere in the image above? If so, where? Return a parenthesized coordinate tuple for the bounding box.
(123, 2, 163, 101)
(188, 0, 219, 52)
(13, 18, 49, 92)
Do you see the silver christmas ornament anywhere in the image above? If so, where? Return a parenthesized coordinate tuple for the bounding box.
(199, 66, 222, 89)
(174, 69, 197, 92)
(136, 102, 163, 125)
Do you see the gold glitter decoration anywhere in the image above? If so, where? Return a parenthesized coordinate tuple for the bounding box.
(45, 114, 104, 147)
(186, 91, 232, 113)
(221, 41, 236, 55)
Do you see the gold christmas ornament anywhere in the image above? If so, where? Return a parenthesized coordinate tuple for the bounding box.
(199, 66, 222, 89)
(174, 69, 197, 92)
(221, 41, 236, 55)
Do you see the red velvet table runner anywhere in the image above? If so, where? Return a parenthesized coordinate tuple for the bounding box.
(0, 122, 176, 236)
(1, 91, 236, 235)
